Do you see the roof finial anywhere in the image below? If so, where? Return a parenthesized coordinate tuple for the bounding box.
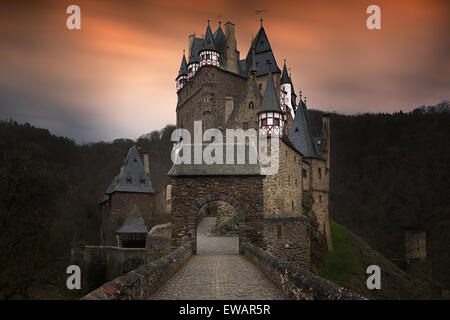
(284, 59, 286, 65)
(218, 14, 222, 25)
(208, 19, 210, 26)
(255, 8, 267, 27)
(299, 90, 302, 99)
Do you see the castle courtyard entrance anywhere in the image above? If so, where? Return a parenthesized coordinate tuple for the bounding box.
(196, 201, 239, 255)
(169, 175, 265, 254)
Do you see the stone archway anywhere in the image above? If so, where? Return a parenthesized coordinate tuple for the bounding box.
(188, 194, 245, 254)
(169, 175, 265, 253)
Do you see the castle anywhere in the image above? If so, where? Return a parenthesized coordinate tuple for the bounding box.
(78, 19, 337, 296)
(172, 19, 332, 250)
(98, 19, 332, 257)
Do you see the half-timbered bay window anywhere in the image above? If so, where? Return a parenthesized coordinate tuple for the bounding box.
(199, 50, 220, 67)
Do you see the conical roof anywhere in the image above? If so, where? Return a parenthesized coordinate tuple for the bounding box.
(245, 25, 280, 76)
(258, 71, 282, 114)
(105, 145, 155, 194)
(177, 52, 188, 78)
(188, 38, 204, 64)
(288, 102, 320, 158)
(280, 61, 291, 84)
(200, 21, 217, 52)
(213, 24, 225, 48)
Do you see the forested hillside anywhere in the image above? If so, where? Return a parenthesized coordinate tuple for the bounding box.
(0, 121, 174, 299)
(0, 100, 448, 298)
(308, 100, 450, 291)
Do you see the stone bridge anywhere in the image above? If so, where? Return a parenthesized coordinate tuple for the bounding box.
(150, 217, 285, 299)
(82, 217, 364, 300)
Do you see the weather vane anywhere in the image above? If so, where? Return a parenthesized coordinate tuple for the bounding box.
(255, 8, 267, 25)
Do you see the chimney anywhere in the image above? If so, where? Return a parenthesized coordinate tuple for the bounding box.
(141, 152, 150, 178)
(188, 34, 195, 58)
(224, 22, 239, 73)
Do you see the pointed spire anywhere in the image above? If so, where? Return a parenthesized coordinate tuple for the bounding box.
(201, 19, 217, 52)
(280, 60, 290, 84)
(288, 99, 319, 158)
(177, 50, 188, 78)
(258, 68, 282, 114)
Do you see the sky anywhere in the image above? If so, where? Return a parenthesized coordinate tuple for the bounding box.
(1, 0, 449, 143)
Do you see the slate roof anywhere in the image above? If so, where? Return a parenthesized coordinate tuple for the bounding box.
(245, 26, 280, 76)
(116, 214, 148, 234)
(188, 38, 204, 64)
(288, 101, 321, 158)
(258, 71, 282, 114)
(177, 52, 188, 78)
(168, 143, 265, 176)
(200, 22, 217, 52)
(280, 61, 291, 84)
(213, 24, 226, 49)
(105, 145, 155, 194)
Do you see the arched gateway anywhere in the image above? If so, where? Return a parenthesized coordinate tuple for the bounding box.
(168, 143, 265, 254)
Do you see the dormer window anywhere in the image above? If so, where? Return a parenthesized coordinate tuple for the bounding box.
(140, 176, 145, 184)
(127, 176, 132, 183)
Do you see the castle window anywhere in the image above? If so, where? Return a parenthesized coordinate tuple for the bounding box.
(302, 169, 307, 178)
(249, 101, 254, 109)
(319, 195, 322, 203)
(295, 178, 297, 186)
(295, 127, 299, 132)
(127, 176, 132, 183)
(292, 201, 294, 212)
(318, 168, 322, 179)
(325, 168, 329, 175)
(266, 59, 270, 64)
(277, 225, 282, 239)
(258, 83, 262, 91)
(274, 118, 280, 126)
(243, 122, 248, 130)
(294, 156, 296, 163)
(261, 119, 267, 126)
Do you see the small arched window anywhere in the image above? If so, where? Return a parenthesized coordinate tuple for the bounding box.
(249, 101, 254, 109)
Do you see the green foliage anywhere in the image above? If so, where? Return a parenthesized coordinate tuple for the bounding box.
(319, 220, 362, 283)
(308, 101, 450, 290)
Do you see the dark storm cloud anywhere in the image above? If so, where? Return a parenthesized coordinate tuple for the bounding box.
(0, 0, 449, 141)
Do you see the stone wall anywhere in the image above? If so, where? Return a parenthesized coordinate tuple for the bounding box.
(263, 140, 303, 216)
(263, 215, 311, 270)
(170, 175, 265, 251)
(176, 66, 247, 135)
(71, 245, 146, 294)
(242, 241, 365, 300)
(82, 242, 192, 300)
(101, 192, 155, 246)
(145, 223, 172, 262)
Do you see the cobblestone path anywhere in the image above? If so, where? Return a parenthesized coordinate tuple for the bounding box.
(150, 217, 287, 300)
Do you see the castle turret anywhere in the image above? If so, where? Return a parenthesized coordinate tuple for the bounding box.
(176, 50, 188, 92)
(199, 20, 220, 68)
(258, 70, 284, 136)
(280, 60, 296, 119)
(188, 37, 202, 79)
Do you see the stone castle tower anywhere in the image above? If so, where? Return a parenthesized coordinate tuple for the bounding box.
(174, 20, 332, 249)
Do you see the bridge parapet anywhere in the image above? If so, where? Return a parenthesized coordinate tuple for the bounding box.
(242, 241, 366, 300)
(82, 241, 192, 300)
